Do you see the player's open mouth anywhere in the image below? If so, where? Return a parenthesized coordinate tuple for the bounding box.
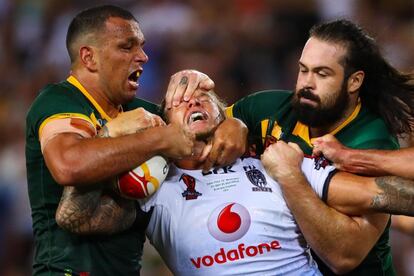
(187, 111, 207, 125)
(128, 70, 141, 83)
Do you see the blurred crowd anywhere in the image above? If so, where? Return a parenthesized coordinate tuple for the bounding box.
(0, 0, 413, 275)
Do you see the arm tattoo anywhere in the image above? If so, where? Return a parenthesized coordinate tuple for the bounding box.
(56, 185, 136, 235)
(371, 176, 414, 216)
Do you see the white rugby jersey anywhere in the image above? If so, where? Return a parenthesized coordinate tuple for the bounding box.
(140, 157, 336, 276)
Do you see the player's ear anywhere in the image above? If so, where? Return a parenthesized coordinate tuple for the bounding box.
(347, 70, 364, 94)
(79, 46, 98, 72)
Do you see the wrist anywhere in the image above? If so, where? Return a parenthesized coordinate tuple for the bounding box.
(146, 126, 169, 155)
(277, 169, 307, 187)
(339, 147, 357, 171)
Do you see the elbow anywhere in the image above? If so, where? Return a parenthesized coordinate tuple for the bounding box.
(326, 256, 362, 275)
(55, 211, 64, 228)
(51, 166, 78, 186)
(55, 210, 89, 235)
(55, 211, 77, 233)
(49, 161, 85, 186)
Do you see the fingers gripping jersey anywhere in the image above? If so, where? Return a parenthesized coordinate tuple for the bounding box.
(140, 157, 335, 275)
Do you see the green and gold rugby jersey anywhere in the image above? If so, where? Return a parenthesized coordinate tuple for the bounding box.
(228, 90, 398, 276)
(26, 76, 159, 276)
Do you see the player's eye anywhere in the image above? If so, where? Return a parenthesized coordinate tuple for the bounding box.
(317, 71, 328, 77)
(120, 43, 133, 51)
(197, 95, 212, 103)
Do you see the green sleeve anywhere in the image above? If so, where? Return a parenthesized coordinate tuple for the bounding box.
(26, 83, 93, 139)
(339, 113, 400, 150)
(228, 90, 293, 133)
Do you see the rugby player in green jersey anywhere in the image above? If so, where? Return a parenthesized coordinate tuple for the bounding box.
(25, 5, 246, 276)
(224, 20, 414, 275)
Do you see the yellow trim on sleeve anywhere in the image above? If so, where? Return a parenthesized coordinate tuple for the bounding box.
(89, 112, 101, 128)
(225, 105, 234, 118)
(67, 75, 112, 122)
(38, 113, 94, 138)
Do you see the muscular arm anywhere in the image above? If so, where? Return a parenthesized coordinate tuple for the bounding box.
(53, 122, 151, 234)
(339, 148, 414, 178)
(328, 173, 414, 216)
(262, 142, 389, 274)
(44, 123, 193, 186)
(278, 173, 388, 274)
(55, 185, 136, 235)
(313, 134, 414, 178)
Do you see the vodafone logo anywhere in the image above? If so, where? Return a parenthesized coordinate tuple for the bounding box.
(192, 203, 281, 269)
(207, 203, 251, 242)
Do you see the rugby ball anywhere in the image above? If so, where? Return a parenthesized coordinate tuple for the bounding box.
(117, 155, 169, 199)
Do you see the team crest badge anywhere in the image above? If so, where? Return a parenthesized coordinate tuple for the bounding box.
(180, 173, 202, 200)
(244, 166, 272, 192)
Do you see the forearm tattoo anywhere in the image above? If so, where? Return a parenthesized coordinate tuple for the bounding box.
(56, 186, 136, 235)
(371, 176, 414, 216)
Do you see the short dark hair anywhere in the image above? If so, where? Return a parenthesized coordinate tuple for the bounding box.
(66, 5, 138, 63)
(310, 19, 414, 134)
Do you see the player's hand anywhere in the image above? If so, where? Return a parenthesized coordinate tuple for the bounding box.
(200, 118, 248, 172)
(261, 141, 304, 184)
(160, 123, 196, 159)
(105, 108, 165, 137)
(312, 134, 349, 170)
(165, 70, 215, 109)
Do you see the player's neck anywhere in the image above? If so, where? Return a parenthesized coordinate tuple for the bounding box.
(174, 141, 208, 170)
(71, 72, 121, 119)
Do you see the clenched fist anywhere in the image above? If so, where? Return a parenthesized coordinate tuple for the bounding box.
(158, 123, 196, 160)
(261, 141, 304, 184)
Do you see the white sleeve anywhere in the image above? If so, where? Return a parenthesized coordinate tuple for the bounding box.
(301, 157, 337, 201)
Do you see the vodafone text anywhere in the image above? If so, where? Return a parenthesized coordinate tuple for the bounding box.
(190, 240, 281, 268)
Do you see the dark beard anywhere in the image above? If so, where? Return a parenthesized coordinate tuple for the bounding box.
(292, 82, 349, 128)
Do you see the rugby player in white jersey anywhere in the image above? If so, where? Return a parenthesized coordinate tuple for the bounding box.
(55, 89, 414, 275)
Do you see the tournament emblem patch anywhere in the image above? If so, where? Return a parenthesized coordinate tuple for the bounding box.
(180, 173, 202, 200)
(314, 156, 331, 170)
(244, 166, 272, 192)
